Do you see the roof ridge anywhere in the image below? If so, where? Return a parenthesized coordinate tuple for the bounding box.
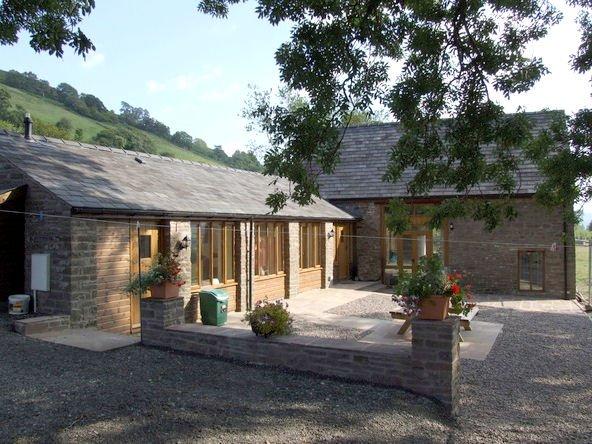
(0, 130, 264, 177)
(343, 109, 566, 129)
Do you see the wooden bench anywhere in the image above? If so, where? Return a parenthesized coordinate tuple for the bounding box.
(389, 303, 479, 338)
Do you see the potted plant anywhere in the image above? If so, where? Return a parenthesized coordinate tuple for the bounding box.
(393, 255, 471, 320)
(243, 299, 293, 338)
(125, 252, 186, 299)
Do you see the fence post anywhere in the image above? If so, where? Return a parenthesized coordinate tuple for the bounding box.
(588, 240, 591, 308)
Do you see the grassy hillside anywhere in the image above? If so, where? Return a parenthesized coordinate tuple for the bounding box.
(1, 84, 220, 164)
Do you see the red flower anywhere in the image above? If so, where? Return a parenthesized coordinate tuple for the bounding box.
(451, 283, 461, 294)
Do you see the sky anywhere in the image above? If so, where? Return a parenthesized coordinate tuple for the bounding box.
(0, 0, 591, 216)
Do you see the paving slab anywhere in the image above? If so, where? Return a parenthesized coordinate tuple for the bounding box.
(29, 328, 140, 352)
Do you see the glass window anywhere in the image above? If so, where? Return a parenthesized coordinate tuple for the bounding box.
(519, 250, 544, 291)
(225, 225, 235, 281)
(190, 225, 199, 285)
(300, 223, 322, 269)
(139, 235, 152, 259)
(200, 222, 211, 286)
(190, 222, 236, 287)
(255, 222, 285, 276)
(212, 222, 223, 284)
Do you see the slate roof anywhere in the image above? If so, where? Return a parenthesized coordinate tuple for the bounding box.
(317, 110, 560, 200)
(0, 131, 354, 221)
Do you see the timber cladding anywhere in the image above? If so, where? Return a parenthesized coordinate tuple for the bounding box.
(253, 274, 286, 301)
(96, 224, 131, 333)
(299, 267, 323, 292)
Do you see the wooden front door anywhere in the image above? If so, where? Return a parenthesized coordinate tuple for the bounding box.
(334, 223, 352, 281)
(130, 226, 160, 332)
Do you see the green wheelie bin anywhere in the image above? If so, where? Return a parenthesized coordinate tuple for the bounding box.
(199, 288, 229, 326)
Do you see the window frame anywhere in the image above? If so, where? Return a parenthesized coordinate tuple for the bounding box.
(517, 249, 545, 292)
(254, 221, 286, 278)
(300, 222, 323, 270)
(190, 221, 237, 290)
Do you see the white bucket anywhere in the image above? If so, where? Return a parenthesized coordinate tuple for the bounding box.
(8, 294, 30, 315)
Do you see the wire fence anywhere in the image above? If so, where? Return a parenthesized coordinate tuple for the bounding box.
(575, 238, 592, 308)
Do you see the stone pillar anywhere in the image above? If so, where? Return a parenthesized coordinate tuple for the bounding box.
(322, 222, 335, 288)
(141, 297, 184, 339)
(411, 317, 460, 417)
(237, 221, 249, 311)
(357, 202, 381, 281)
(286, 222, 300, 298)
(169, 221, 195, 322)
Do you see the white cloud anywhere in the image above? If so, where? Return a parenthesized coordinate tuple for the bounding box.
(81, 51, 105, 69)
(199, 82, 242, 102)
(146, 79, 166, 93)
(146, 67, 224, 93)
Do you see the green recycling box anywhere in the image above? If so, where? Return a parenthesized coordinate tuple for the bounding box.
(199, 288, 229, 326)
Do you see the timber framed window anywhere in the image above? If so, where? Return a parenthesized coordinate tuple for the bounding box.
(254, 222, 285, 277)
(518, 250, 545, 292)
(300, 222, 322, 269)
(190, 222, 236, 287)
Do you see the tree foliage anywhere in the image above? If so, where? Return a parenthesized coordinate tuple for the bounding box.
(0, 0, 95, 57)
(200, 0, 592, 231)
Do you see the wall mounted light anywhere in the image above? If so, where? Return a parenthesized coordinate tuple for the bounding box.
(449, 222, 454, 232)
(175, 235, 189, 252)
(327, 228, 335, 239)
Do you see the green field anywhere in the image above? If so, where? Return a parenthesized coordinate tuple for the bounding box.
(576, 244, 590, 297)
(1, 84, 220, 164)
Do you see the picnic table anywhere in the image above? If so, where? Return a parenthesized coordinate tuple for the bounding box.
(389, 303, 479, 340)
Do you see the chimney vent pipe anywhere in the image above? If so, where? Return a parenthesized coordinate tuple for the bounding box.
(24, 113, 32, 139)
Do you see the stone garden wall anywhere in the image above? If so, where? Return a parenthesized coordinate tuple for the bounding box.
(141, 297, 461, 416)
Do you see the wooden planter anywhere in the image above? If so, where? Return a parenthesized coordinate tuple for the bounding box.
(151, 281, 180, 299)
(418, 296, 450, 320)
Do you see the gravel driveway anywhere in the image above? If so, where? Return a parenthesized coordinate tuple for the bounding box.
(1, 292, 591, 443)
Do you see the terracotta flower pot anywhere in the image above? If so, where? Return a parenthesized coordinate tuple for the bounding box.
(150, 281, 180, 299)
(418, 296, 450, 320)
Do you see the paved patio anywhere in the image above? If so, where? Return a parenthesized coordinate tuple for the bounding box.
(228, 281, 503, 361)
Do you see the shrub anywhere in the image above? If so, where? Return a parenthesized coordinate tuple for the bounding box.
(35, 120, 70, 139)
(244, 299, 293, 338)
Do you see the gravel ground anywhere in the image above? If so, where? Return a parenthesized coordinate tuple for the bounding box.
(2, 293, 591, 443)
(0, 312, 450, 443)
(292, 320, 367, 340)
(326, 293, 394, 320)
(328, 292, 592, 442)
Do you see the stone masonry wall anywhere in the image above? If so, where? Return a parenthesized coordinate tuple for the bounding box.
(322, 222, 335, 288)
(0, 158, 75, 316)
(448, 199, 575, 297)
(69, 219, 98, 327)
(332, 200, 381, 280)
(286, 222, 300, 298)
(332, 197, 575, 296)
(168, 221, 194, 322)
(141, 297, 461, 416)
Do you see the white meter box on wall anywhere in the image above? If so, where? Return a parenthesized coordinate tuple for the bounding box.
(31, 253, 50, 292)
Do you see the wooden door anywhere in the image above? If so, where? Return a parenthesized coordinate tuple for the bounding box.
(130, 226, 160, 332)
(334, 223, 352, 280)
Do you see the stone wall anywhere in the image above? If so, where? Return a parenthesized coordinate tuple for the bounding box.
(332, 200, 381, 281)
(69, 219, 98, 327)
(332, 197, 575, 297)
(0, 158, 76, 316)
(168, 221, 194, 321)
(141, 297, 461, 416)
(286, 222, 300, 298)
(448, 199, 575, 297)
(322, 222, 335, 288)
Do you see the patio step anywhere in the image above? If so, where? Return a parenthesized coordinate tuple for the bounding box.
(13, 315, 71, 336)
